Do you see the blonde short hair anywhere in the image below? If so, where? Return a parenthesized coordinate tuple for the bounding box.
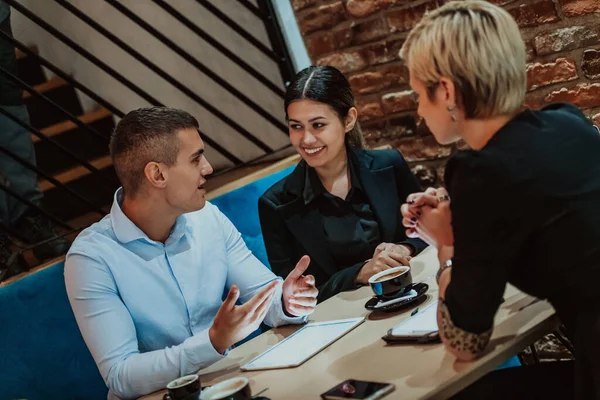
(400, 1, 526, 119)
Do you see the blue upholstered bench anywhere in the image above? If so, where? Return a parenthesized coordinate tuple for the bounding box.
(0, 261, 107, 400)
(0, 163, 519, 400)
(0, 165, 296, 400)
(209, 166, 295, 268)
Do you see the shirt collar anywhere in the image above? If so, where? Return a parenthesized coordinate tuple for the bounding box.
(302, 148, 363, 205)
(110, 188, 189, 245)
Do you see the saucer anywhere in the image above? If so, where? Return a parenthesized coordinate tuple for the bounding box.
(365, 283, 429, 312)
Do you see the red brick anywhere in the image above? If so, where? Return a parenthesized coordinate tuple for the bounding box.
(362, 122, 388, 142)
(544, 83, 600, 109)
(535, 26, 600, 56)
(526, 41, 537, 62)
(382, 90, 417, 114)
(411, 164, 439, 187)
(416, 116, 432, 136)
(387, 0, 446, 33)
(350, 18, 389, 45)
(291, 0, 321, 11)
(582, 49, 600, 80)
(527, 57, 578, 91)
(523, 93, 546, 110)
(345, 0, 398, 18)
(395, 136, 453, 162)
(508, 1, 559, 27)
(316, 51, 367, 73)
(592, 112, 600, 127)
(333, 26, 354, 48)
(306, 32, 336, 58)
(361, 38, 404, 65)
(561, 0, 600, 17)
(356, 99, 385, 121)
(297, 2, 346, 35)
(363, 117, 418, 143)
(388, 115, 417, 138)
(349, 64, 408, 94)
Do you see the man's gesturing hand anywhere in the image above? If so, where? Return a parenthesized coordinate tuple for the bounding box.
(282, 255, 318, 317)
(209, 280, 278, 354)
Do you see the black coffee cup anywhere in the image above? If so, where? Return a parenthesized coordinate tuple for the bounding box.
(368, 266, 412, 299)
(163, 374, 201, 400)
(200, 377, 251, 400)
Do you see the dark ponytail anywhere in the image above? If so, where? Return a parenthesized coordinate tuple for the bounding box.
(284, 66, 365, 149)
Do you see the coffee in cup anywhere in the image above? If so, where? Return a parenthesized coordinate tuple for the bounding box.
(163, 374, 201, 400)
(373, 270, 405, 282)
(200, 377, 251, 400)
(368, 266, 412, 299)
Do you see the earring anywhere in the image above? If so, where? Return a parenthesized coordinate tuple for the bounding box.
(447, 105, 457, 122)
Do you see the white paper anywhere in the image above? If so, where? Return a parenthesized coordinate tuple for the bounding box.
(391, 301, 438, 336)
(241, 318, 364, 371)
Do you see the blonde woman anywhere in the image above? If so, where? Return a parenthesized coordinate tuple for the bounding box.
(400, 1, 600, 398)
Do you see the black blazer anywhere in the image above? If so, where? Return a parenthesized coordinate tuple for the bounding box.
(258, 147, 427, 302)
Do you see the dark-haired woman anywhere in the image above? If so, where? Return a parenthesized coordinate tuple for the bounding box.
(258, 66, 427, 302)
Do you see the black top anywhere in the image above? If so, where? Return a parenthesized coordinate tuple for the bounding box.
(444, 103, 600, 335)
(0, 12, 23, 106)
(259, 147, 427, 302)
(304, 153, 382, 268)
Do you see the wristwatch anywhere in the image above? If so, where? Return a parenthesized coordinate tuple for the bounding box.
(436, 258, 453, 283)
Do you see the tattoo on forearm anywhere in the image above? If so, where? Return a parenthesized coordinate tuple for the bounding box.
(438, 300, 492, 356)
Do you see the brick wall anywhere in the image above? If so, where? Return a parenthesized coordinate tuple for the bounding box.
(291, 0, 600, 187)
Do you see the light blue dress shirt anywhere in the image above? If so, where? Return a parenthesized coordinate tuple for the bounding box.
(65, 189, 304, 400)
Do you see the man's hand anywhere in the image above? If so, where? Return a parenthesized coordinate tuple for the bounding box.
(356, 245, 411, 285)
(209, 281, 278, 354)
(374, 242, 413, 258)
(282, 255, 318, 317)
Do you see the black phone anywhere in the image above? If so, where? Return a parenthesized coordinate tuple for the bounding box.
(320, 379, 395, 400)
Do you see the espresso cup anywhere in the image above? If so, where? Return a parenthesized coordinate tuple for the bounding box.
(200, 377, 251, 400)
(368, 266, 412, 299)
(163, 374, 201, 400)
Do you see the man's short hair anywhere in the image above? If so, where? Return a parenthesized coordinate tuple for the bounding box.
(400, 1, 526, 119)
(109, 107, 199, 195)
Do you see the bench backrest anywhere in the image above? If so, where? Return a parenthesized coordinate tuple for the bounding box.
(0, 261, 108, 400)
(209, 165, 295, 268)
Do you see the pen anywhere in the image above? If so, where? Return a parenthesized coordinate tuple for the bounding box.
(411, 307, 419, 316)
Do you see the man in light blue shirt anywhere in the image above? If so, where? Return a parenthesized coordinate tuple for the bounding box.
(65, 107, 318, 400)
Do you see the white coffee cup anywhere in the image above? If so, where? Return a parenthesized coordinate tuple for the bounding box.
(200, 377, 251, 400)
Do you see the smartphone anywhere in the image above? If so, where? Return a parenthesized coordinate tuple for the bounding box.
(382, 330, 440, 344)
(320, 379, 395, 400)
